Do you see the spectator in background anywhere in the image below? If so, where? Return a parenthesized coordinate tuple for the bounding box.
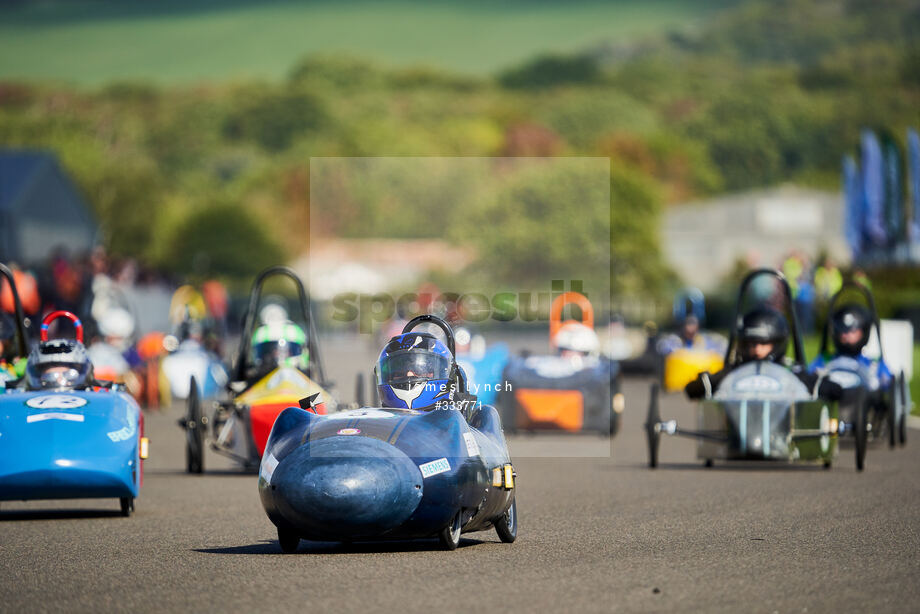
(0, 312, 27, 382)
(49, 248, 86, 316)
(814, 257, 843, 302)
(202, 279, 229, 349)
(781, 251, 804, 298)
(115, 259, 139, 288)
(852, 268, 872, 291)
(1, 263, 40, 317)
(89, 246, 118, 334)
(795, 272, 816, 334)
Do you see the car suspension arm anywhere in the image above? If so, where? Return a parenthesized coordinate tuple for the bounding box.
(653, 420, 729, 443)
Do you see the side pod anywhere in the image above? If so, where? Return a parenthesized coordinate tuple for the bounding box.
(262, 407, 317, 468)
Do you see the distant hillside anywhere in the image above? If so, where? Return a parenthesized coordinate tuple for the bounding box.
(0, 0, 742, 85)
(0, 0, 915, 298)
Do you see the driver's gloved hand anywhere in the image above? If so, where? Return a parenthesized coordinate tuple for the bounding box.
(816, 378, 844, 401)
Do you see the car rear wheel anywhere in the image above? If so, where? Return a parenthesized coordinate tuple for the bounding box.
(495, 498, 517, 543)
(354, 372, 365, 407)
(897, 372, 908, 446)
(278, 528, 300, 554)
(854, 396, 868, 472)
(120, 497, 134, 517)
(439, 511, 462, 550)
(185, 376, 204, 474)
(645, 383, 661, 468)
(888, 384, 898, 449)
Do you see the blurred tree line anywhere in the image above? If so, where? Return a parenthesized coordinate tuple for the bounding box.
(0, 0, 916, 298)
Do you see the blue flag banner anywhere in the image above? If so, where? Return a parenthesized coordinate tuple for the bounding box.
(843, 155, 863, 258)
(909, 128, 920, 246)
(861, 130, 887, 246)
(881, 132, 903, 244)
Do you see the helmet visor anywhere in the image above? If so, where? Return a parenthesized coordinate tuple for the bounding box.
(39, 366, 82, 389)
(740, 339, 776, 361)
(833, 310, 867, 333)
(379, 351, 450, 386)
(254, 340, 303, 363)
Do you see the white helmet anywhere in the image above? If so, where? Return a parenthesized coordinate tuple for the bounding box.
(553, 322, 600, 356)
(98, 308, 135, 339)
(259, 303, 289, 326)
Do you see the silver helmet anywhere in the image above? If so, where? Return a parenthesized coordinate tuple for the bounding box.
(26, 338, 94, 390)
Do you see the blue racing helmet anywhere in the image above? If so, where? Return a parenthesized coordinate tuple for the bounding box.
(376, 332, 453, 409)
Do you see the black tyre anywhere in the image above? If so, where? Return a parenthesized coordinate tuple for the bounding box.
(495, 498, 517, 543)
(888, 383, 898, 449)
(354, 372, 365, 407)
(120, 497, 134, 517)
(609, 383, 624, 437)
(645, 383, 661, 468)
(185, 376, 204, 474)
(704, 459, 713, 468)
(278, 528, 300, 554)
(854, 398, 868, 472)
(439, 511, 462, 550)
(898, 372, 908, 446)
(608, 406, 620, 438)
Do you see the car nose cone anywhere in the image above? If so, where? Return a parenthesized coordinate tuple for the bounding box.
(271, 436, 423, 539)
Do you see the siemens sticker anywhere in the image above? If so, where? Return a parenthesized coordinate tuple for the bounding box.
(419, 457, 451, 478)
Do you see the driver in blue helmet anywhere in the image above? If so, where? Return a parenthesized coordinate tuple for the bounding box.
(685, 306, 842, 401)
(809, 303, 892, 390)
(376, 331, 456, 410)
(656, 313, 722, 355)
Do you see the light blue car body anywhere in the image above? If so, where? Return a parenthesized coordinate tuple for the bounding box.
(0, 389, 141, 501)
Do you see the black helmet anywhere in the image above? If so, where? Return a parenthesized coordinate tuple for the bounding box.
(25, 338, 94, 390)
(739, 306, 789, 363)
(830, 303, 872, 356)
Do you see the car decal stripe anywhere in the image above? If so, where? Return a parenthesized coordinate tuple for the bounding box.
(762, 401, 770, 456)
(385, 419, 402, 442)
(740, 399, 747, 453)
(388, 417, 411, 445)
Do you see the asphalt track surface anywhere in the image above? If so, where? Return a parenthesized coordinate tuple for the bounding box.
(2, 349, 919, 613)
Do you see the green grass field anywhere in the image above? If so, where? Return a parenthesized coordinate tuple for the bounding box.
(0, 0, 740, 85)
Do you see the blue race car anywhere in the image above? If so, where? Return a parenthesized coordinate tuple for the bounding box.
(0, 294, 147, 516)
(809, 279, 909, 468)
(454, 327, 510, 407)
(259, 315, 517, 552)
